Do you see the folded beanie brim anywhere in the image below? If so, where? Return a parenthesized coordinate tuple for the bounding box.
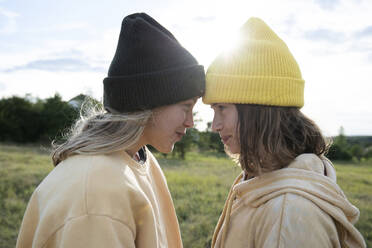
(202, 73, 304, 107)
(104, 65, 205, 112)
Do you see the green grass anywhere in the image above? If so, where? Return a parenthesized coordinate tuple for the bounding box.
(158, 153, 241, 247)
(334, 162, 372, 245)
(0, 144, 52, 248)
(0, 144, 371, 248)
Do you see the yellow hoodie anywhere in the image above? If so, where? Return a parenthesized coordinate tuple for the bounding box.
(212, 154, 366, 248)
(16, 148, 182, 248)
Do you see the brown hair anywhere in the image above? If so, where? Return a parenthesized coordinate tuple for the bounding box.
(235, 104, 330, 178)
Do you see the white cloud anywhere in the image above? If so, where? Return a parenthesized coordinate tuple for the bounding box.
(0, 7, 18, 18)
(0, 81, 6, 91)
(0, 70, 104, 101)
(313, 0, 340, 10)
(355, 25, 372, 38)
(1, 0, 372, 135)
(24, 22, 89, 33)
(0, 7, 19, 34)
(4, 58, 105, 73)
(303, 28, 346, 42)
(193, 16, 216, 23)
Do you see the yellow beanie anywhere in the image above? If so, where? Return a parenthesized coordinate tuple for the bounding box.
(202, 17, 305, 107)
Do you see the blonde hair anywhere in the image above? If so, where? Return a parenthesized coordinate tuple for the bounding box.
(52, 99, 152, 166)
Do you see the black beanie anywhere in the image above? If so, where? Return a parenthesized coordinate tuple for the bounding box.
(103, 13, 206, 113)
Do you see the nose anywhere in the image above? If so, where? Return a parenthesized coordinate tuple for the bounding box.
(212, 114, 222, 132)
(184, 111, 194, 128)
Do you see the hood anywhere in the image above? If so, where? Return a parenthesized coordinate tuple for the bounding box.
(223, 154, 365, 247)
(233, 154, 359, 223)
(213, 154, 366, 248)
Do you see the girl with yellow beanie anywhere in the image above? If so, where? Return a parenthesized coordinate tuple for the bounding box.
(203, 18, 366, 248)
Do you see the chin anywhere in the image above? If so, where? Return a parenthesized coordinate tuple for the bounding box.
(156, 144, 174, 154)
(224, 145, 240, 155)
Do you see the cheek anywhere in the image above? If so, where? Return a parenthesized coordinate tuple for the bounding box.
(151, 114, 183, 136)
(165, 112, 186, 129)
(151, 122, 173, 142)
(227, 113, 239, 145)
(224, 113, 238, 132)
(155, 107, 185, 129)
(232, 138, 240, 152)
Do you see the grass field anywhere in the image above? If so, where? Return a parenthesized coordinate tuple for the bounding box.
(0, 143, 371, 247)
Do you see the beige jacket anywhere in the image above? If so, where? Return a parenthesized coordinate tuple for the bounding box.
(212, 154, 366, 248)
(16, 148, 182, 248)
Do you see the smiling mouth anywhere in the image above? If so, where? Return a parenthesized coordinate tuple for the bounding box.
(221, 136, 231, 144)
(176, 132, 185, 140)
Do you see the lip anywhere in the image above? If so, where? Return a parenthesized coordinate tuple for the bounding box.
(175, 131, 185, 140)
(221, 135, 231, 144)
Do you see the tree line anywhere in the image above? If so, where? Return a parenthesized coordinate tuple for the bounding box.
(327, 127, 372, 162)
(0, 94, 223, 158)
(0, 94, 371, 162)
(0, 94, 79, 143)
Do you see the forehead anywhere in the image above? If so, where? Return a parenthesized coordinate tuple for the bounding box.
(178, 97, 198, 104)
(155, 98, 198, 112)
(211, 103, 233, 108)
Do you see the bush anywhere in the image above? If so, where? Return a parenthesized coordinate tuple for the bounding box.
(0, 96, 42, 142)
(0, 94, 79, 143)
(327, 143, 352, 160)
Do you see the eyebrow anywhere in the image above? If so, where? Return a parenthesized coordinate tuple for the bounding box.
(184, 98, 198, 106)
(183, 103, 193, 107)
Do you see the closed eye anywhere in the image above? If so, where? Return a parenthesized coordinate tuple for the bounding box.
(183, 104, 193, 112)
(211, 104, 225, 112)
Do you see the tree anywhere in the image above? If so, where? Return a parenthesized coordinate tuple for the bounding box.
(327, 143, 352, 161)
(334, 126, 347, 147)
(327, 127, 352, 161)
(196, 122, 224, 153)
(364, 147, 372, 159)
(172, 112, 204, 159)
(350, 144, 363, 161)
(173, 128, 199, 159)
(0, 94, 81, 143)
(0, 96, 42, 142)
(209, 132, 225, 153)
(39, 93, 79, 142)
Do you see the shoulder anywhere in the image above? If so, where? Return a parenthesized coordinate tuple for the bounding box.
(267, 193, 334, 222)
(38, 152, 149, 214)
(257, 192, 336, 227)
(22, 153, 152, 247)
(48, 152, 135, 189)
(82, 153, 150, 206)
(254, 193, 338, 247)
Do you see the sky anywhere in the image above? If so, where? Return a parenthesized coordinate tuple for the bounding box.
(0, 0, 372, 136)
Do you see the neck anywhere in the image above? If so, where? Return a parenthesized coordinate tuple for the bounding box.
(126, 144, 142, 157)
(126, 136, 146, 157)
